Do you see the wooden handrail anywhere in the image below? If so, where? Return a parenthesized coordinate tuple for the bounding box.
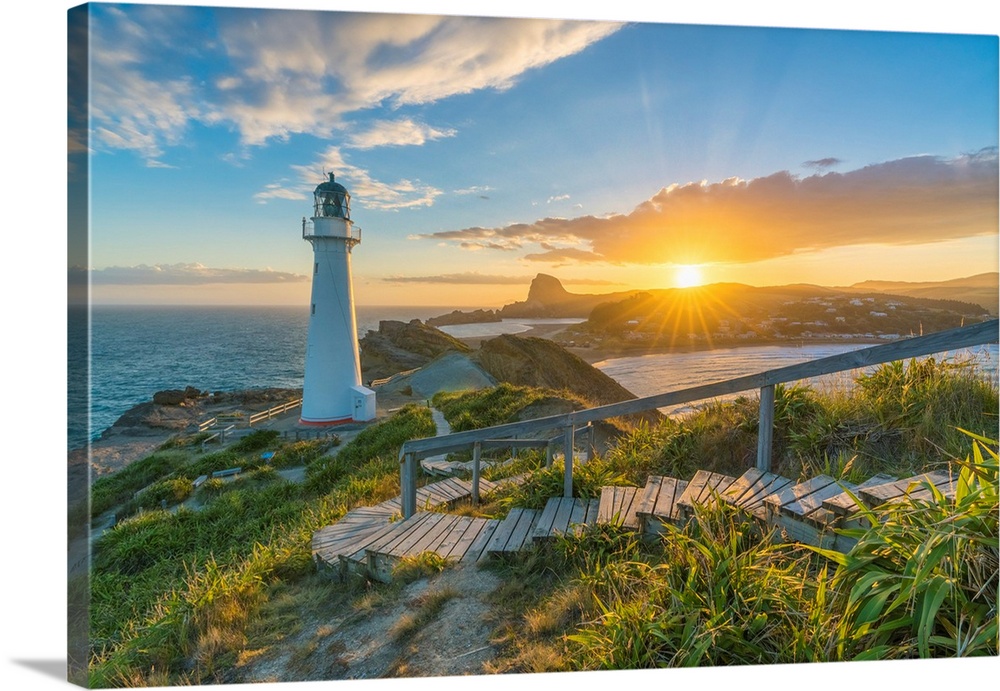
(397, 319, 997, 518)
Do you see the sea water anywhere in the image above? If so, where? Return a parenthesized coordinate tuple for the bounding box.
(592, 343, 999, 417)
(73, 306, 998, 450)
(77, 305, 460, 449)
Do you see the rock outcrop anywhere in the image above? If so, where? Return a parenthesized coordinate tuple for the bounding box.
(360, 319, 472, 383)
(425, 309, 502, 326)
(497, 274, 640, 318)
(470, 334, 637, 408)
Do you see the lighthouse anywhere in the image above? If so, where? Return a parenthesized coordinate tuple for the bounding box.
(299, 173, 376, 425)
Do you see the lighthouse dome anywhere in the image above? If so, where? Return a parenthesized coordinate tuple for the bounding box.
(313, 173, 351, 220)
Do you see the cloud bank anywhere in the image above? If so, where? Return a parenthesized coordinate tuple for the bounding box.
(420, 149, 999, 266)
(80, 263, 308, 285)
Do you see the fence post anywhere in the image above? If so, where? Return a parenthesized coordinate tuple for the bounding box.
(472, 441, 481, 506)
(756, 384, 775, 472)
(563, 424, 575, 498)
(401, 452, 417, 519)
(586, 423, 595, 462)
(545, 440, 554, 468)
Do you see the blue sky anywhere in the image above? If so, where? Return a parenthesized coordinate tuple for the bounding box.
(67, 1, 999, 307)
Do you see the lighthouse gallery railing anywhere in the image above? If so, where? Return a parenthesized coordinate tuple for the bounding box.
(397, 319, 999, 519)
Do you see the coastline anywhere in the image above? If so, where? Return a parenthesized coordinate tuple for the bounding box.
(487, 321, 891, 365)
(73, 320, 986, 474)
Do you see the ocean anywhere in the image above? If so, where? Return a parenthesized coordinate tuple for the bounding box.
(71, 305, 998, 451)
(593, 343, 999, 417)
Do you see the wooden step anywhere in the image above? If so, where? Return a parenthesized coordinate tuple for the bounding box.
(858, 470, 955, 507)
(485, 507, 542, 555)
(761, 475, 846, 545)
(675, 470, 739, 521)
(762, 475, 836, 520)
(597, 486, 642, 529)
(532, 497, 601, 541)
(821, 473, 898, 518)
(366, 514, 499, 582)
(338, 513, 435, 577)
(635, 475, 690, 533)
(718, 467, 795, 514)
(421, 456, 515, 478)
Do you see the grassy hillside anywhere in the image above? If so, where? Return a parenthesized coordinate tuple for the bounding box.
(85, 359, 998, 685)
(484, 359, 998, 671)
(87, 405, 435, 687)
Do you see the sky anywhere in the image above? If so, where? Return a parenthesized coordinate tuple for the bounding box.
(70, 2, 999, 307)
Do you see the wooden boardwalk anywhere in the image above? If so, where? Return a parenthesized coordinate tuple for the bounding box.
(597, 486, 641, 529)
(313, 463, 958, 583)
(421, 456, 515, 478)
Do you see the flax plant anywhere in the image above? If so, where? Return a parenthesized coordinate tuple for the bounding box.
(810, 431, 998, 659)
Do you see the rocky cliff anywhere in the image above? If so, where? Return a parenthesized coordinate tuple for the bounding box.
(470, 334, 635, 408)
(360, 319, 472, 382)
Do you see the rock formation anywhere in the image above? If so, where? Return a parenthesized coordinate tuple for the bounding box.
(470, 334, 634, 408)
(497, 274, 640, 318)
(360, 319, 472, 383)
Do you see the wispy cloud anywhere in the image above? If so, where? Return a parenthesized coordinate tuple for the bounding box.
(84, 263, 308, 285)
(89, 6, 208, 166)
(419, 149, 999, 266)
(382, 272, 532, 285)
(381, 272, 621, 285)
(803, 157, 843, 169)
(345, 119, 457, 149)
(89, 7, 621, 158)
(454, 186, 494, 198)
(254, 183, 308, 203)
(254, 145, 443, 210)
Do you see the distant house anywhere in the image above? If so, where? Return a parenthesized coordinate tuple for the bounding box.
(870, 311, 888, 317)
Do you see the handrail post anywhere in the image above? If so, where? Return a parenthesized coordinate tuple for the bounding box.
(472, 441, 482, 505)
(756, 385, 775, 472)
(401, 452, 417, 519)
(563, 424, 574, 498)
(545, 440, 554, 468)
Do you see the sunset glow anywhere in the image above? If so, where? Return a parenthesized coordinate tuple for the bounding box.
(675, 265, 705, 288)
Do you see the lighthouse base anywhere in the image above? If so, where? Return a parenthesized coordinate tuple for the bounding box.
(298, 386, 377, 426)
(297, 416, 356, 427)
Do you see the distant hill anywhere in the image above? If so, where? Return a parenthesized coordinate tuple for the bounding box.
(841, 273, 998, 315)
(493, 273, 995, 348)
(497, 274, 642, 318)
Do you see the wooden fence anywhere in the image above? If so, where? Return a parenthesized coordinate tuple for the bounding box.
(249, 398, 303, 426)
(397, 319, 998, 519)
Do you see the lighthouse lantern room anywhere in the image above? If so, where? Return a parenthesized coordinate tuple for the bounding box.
(299, 174, 376, 425)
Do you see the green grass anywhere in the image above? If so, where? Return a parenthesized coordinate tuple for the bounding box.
(432, 382, 587, 431)
(304, 404, 435, 494)
(88, 405, 436, 687)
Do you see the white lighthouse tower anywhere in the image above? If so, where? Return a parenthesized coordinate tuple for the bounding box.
(299, 173, 376, 425)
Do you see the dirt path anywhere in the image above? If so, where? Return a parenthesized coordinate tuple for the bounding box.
(237, 562, 503, 682)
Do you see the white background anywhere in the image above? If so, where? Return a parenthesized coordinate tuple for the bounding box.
(2, 1, 998, 690)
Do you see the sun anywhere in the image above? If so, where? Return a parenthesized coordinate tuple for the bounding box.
(674, 264, 704, 288)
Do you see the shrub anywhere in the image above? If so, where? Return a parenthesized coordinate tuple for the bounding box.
(231, 429, 281, 453)
(305, 404, 435, 495)
(91, 451, 191, 517)
(811, 431, 999, 659)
